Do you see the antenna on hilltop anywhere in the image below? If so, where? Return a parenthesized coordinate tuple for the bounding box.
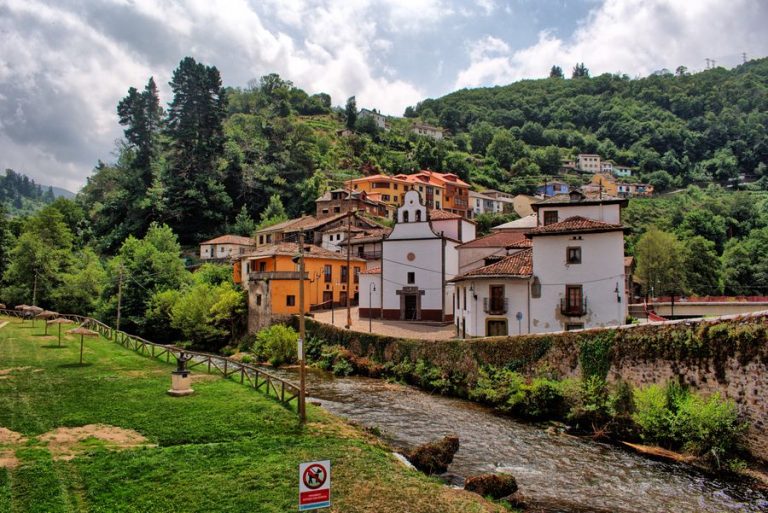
(743, 52, 747, 64)
(705, 58, 711, 69)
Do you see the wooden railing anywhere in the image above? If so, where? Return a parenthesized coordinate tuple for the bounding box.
(0, 309, 300, 407)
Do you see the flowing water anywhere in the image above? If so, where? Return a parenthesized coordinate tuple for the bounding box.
(270, 367, 768, 513)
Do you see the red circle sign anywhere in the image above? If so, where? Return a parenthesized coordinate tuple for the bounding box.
(302, 464, 327, 490)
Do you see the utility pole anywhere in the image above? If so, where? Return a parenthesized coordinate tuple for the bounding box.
(743, 52, 747, 64)
(298, 230, 306, 424)
(32, 271, 38, 306)
(345, 209, 352, 329)
(116, 263, 124, 332)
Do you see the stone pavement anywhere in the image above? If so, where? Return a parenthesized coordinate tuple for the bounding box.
(310, 306, 457, 340)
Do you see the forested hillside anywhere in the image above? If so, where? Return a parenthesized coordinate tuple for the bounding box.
(412, 59, 768, 187)
(78, 57, 768, 251)
(0, 169, 57, 214)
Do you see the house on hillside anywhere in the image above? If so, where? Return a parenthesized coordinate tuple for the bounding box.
(345, 174, 413, 218)
(236, 243, 365, 332)
(537, 181, 570, 197)
(577, 154, 602, 173)
(253, 211, 384, 249)
(199, 235, 254, 260)
(359, 190, 475, 322)
(395, 171, 471, 218)
(359, 108, 389, 130)
(452, 190, 628, 337)
(411, 122, 445, 140)
(315, 189, 388, 219)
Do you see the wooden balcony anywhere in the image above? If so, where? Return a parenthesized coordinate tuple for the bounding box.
(560, 297, 588, 316)
(249, 271, 307, 281)
(483, 297, 508, 315)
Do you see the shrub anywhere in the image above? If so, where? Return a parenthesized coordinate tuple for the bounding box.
(469, 366, 524, 407)
(514, 378, 566, 419)
(252, 324, 298, 367)
(671, 392, 745, 462)
(632, 384, 674, 445)
(332, 358, 354, 376)
(567, 376, 613, 429)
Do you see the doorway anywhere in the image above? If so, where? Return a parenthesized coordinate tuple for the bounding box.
(404, 294, 418, 320)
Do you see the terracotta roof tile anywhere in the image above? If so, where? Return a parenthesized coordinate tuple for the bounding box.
(361, 266, 381, 274)
(526, 216, 625, 236)
(457, 231, 526, 249)
(461, 248, 533, 278)
(200, 235, 255, 245)
(429, 209, 462, 220)
(243, 242, 365, 262)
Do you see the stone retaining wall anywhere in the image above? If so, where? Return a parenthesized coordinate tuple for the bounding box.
(298, 311, 768, 460)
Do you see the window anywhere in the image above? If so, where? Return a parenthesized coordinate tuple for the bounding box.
(258, 235, 264, 245)
(322, 208, 329, 214)
(486, 319, 508, 337)
(286, 295, 296, 307)
(403, 210, 410, 223)
(563, 285, 584, 315)
(245, 263, 250, 274)
(462, 286, 466, 309)
(415, 210, 422, 222)
(383, 194, 391, 201)
(407, 272, 415, 284)
(256, 294, 262, 306)
(334, 206, 341, 213)
(394, 184, 399, 190)
(567, 247, 582, 264)
(341, 266, 348, 284)
(543, 211, 558, 225)
(259, 261, 266, 272)
(219, 246, 225, 253)
(566, 323, 584, 331)
(324, 265, 332, 283)
(435, 202, 441, 209)
(354, 267, 360, 283)
(488, 285, 506, 314)
(358, 246, 364, 257)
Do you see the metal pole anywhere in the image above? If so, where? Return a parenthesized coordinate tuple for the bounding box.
(345, 210, 352, 329)
(32, 271, 38, 306)
(298, 230, 306, 424)
(369, 283, 374, 333)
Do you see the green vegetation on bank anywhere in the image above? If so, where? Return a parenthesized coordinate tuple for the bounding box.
(293, 317, 761, 469)
(0, 316, 507, 513)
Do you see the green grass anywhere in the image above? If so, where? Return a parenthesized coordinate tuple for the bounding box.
(0, 316, 506, 513)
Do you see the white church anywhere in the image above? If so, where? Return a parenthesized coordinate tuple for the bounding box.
(359, 190, 475, 322)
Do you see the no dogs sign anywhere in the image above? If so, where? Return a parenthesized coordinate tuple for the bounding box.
(299, 460, 331, 510)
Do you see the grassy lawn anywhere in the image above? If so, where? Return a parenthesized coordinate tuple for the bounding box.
(0, 316, 507, 513)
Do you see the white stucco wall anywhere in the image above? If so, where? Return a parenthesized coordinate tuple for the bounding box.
(530, 231, 626, 333)
(537, 203, 621, 225)
(359, 273, 381, 309)
(454, 279, 530, 337)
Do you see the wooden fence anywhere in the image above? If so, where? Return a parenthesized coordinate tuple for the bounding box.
(0, 309, 300, 407)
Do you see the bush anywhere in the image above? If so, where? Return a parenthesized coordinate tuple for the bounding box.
(332, 358, 354, 376)
(567, 376, 612, 429)
(633, 382, 746, 463)
(514, 378, 566, 419)
(672, 392, 745, 462)
(252, 324, 298, 367)
(469, 367, 524, 407)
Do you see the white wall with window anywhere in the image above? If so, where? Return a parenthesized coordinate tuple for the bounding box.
(530, 231, 626, 333)
(453, 279, 530, 338)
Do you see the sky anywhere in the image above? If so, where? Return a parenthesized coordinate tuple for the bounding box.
(1, 0, 766, 193)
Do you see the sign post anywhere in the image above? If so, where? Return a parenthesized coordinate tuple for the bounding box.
(299, 460, 331, 511)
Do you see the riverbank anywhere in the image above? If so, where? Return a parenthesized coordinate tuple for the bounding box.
(0, 316, 509, 513)
(295, 312, 768, 464)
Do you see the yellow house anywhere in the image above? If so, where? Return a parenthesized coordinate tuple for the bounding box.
(590, 173, 618, 196)
(237, 243, 366, 332)
(345, 174, 413, 213)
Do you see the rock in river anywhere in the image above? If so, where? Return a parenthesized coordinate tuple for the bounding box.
(464, 473, 518, 499)
(405, 435, 459, 475)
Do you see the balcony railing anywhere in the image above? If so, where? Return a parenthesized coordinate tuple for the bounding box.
(249, 271, 308, 281)
(560, 297, 588, 316)
(483, 297, 508, 315)
(360, 251, 382, 260)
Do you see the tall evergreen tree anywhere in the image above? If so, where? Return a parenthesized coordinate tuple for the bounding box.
(164, 57, 232, 242)
(117, 77, 163, 187)
(0, 203, 11, 279)
(345, 96, 357, 130)
(572, 62, 590, 79)
(549, 65, 564, 79)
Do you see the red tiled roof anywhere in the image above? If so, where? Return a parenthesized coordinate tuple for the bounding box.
(429, 209, 462, 220)
(242, 243, 365, 262)
(460, 248, 533, 279)
(526, 216, 625, 237)
(201, 235, 255, 245)
(361, 266, 381, 275)
(507, 238, 533, 249)
(457, 231, 526, 249)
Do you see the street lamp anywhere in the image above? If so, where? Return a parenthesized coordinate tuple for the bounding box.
(368, 282, 376, 333)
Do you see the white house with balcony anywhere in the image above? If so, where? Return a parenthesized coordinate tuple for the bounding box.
(199, 235, 254, 260)
(452, 190, 628, 337)
(359, 190, 474, 321)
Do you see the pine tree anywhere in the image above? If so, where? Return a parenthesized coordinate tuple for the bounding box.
(257, 194, 288, 229)
(572, 62, 590, 79)
(345, 96, 357, 130)
(164, 57, 232, 242)
(549, 65, 564, 79)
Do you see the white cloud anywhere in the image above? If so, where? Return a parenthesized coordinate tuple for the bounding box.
(455, 0, 768, 89)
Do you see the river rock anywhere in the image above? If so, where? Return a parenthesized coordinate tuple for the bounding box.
(405, 435, 460, 474)
(463, 473, 518, 499)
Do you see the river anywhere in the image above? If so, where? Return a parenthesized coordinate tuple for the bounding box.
(270, 367, 768, 513)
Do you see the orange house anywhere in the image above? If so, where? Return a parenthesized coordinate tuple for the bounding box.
(344, 174, 413, 214)
(394, 171, 470, 217)
(239, 243, 366, 333)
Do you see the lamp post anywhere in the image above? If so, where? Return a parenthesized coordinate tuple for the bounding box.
(368, 282, 376, 333)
